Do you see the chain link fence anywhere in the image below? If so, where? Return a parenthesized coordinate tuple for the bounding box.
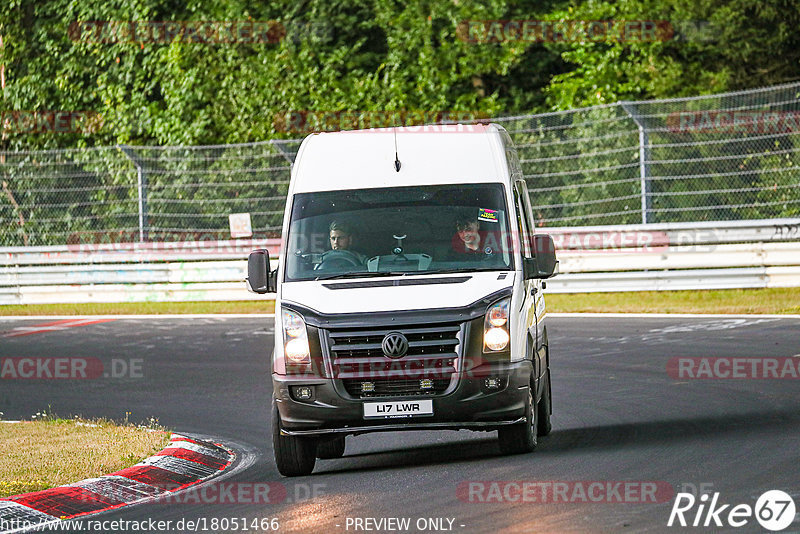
(0, 140, 299, 246)
(2, 83, 800, 247)
(496, 82, 800, 226)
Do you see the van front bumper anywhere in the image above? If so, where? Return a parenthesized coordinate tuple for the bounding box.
(273, 360, 532, 436)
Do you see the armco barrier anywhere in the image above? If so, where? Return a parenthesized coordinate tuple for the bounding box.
(1, 220, 799, 304)
(0, 238, 282, 305)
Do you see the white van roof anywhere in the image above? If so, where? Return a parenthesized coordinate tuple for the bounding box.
(290, 123, 511, 193)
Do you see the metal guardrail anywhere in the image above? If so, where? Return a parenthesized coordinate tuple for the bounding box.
(0, 238, 282, 264)
(546, 217, 800, 248)
(1, 219, 799, 304)
(549, 267, 800, 293)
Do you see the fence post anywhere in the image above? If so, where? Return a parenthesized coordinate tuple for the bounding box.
(621, 102, 652, 224)
(117, 145, 149, 242)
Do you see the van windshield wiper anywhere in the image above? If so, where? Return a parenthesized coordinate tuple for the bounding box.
(314, 267, 507, 280)
(314, 271, 410, 281)
(412, 267, 507, 276)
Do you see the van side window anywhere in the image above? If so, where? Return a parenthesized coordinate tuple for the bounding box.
(516, 180, 536, 233)
(516, 180, 538, 257)
(514, 189, 533, 259)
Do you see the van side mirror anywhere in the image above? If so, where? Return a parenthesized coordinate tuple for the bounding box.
(247, 249, 275, 293)
(523, 234, 558, 280)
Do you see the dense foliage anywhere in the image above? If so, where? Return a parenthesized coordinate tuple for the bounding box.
(2, 0, 798, 150)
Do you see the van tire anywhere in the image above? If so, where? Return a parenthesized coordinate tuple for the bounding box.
(497, 377, 538, 454)
(537, 367, 552, 437)
(316, 436, 346, 459)
(272, 402, 317, 476)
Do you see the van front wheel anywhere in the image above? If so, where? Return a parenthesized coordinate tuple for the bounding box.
(272, 402, 317, 476)
(537, 366, 552, 437)
(497, 378, 538, 455)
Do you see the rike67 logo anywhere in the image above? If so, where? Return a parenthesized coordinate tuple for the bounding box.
(668, 490, 796, 531)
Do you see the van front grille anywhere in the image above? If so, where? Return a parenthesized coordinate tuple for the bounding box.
(325, 323, 462, 398)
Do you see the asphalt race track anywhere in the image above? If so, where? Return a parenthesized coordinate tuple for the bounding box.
(1, 315, 799, 533)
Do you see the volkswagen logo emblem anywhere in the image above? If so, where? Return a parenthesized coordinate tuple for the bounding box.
(381, 332, 409, 359)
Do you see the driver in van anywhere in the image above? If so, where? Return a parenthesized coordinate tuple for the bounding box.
(329, 221, 355, 251)
(327, 221, 366, 264)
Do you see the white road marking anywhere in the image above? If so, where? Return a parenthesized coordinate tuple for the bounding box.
(549, 313, 800, 319)
(9, 326, 69, 331)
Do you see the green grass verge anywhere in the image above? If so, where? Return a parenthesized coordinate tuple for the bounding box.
(0, 411, 170, 498)
(545, 287, 800, 314)
(0, 288, 799, 315)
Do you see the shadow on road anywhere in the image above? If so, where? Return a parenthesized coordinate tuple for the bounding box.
(312, 409, 800, 474)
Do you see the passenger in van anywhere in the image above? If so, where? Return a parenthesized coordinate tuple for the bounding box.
(447, 215, 505, 261)
(447, 217, 484, 260)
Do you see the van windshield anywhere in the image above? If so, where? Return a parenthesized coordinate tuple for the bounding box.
(284, 183, 515, 281)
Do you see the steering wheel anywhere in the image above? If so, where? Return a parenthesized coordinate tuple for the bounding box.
(318, 249, 363, 269)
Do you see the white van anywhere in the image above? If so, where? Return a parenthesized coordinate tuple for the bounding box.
(248, 123, 558, 476)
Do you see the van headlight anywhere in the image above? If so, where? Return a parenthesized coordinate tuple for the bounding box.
(282, 309, 311, 364)
(484, 298, 510, 352)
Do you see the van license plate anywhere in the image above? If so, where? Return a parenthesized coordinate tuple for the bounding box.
(363, 400, 433, 419)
